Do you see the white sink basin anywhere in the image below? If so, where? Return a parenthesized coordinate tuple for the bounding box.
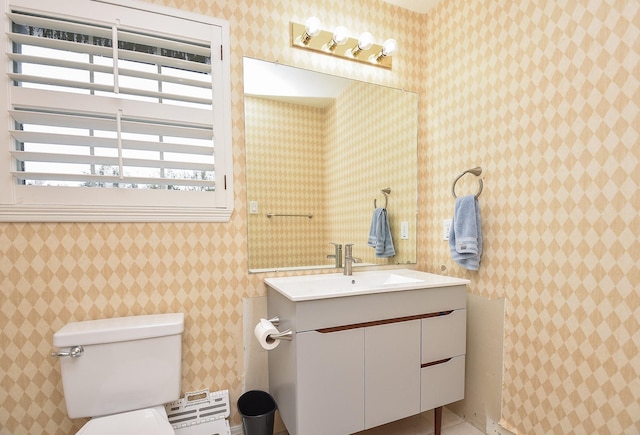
(265, 269, 469, 301)
(382, 273, 423, 285)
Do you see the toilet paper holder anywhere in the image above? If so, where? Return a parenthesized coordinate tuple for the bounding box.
(267, 316, 293, 341)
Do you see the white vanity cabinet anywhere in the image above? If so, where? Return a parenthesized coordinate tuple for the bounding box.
(265, 270, 468, 435)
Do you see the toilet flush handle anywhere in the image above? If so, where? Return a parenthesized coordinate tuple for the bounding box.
(51, 345, 84, 358)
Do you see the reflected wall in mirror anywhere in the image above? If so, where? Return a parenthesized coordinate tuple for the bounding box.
(244, 57, 418, 272)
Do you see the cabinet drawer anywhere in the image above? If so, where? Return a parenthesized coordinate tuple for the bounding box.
(420, 354, 465, 412)
(421, 308, 466, 363)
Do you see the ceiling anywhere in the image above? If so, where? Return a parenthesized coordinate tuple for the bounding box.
(244, 58, 352, 107)
(381, 0, 443, 13)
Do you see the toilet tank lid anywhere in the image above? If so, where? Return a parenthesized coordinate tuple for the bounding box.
(53, 313, 184, 347)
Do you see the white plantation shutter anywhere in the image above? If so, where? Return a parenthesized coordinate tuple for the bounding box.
(1, 0, 233, 222)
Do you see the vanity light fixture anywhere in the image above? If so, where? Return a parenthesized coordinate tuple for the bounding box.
(290, 18, 397, 69)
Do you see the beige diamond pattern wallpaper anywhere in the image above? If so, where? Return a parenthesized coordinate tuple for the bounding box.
(245, 96, 328, 269)
(421, 1, 639, 434)
(0, 0, 638, 435)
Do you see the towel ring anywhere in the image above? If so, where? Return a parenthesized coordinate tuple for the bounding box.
(374, 188, 391, 209)
(452, 167, 483, 199)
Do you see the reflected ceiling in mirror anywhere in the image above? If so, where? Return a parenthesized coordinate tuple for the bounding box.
(244, 58, 418, 273)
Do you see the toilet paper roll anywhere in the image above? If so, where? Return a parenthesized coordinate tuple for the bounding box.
(254, 318, 280, 350)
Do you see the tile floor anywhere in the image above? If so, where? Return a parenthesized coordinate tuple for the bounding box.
(353, 407, 485, 435)
(275, 407, 486, 435)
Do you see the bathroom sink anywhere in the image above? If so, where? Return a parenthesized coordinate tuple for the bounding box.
(382, 273, 423, 285)
(265, 268, 469, 301)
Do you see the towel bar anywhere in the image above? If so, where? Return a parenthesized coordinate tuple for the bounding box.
(452, 167, 483, 198)
(267, 213, 313, 218)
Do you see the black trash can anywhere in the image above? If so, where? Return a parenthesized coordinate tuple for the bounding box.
(237, 390, 277, 435)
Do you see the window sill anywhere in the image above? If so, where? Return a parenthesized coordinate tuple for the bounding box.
(0, 205, 233, 222)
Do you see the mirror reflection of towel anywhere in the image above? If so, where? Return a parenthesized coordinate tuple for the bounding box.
(449, 195, 482, 270)
(368, 208, 396, 257)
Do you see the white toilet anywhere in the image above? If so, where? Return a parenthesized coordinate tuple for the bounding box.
(52, 313, 184, 434)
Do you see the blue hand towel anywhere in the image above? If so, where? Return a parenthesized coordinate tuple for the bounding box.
(449, 195, 482, 270)
(368, 208, 396, 258)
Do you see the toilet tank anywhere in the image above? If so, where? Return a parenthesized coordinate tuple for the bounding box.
(53, 313, 184, 419)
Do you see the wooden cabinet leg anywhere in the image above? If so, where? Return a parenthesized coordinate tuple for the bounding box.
(434, 406, 443, 435)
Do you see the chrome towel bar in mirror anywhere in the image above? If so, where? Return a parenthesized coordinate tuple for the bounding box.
(267, 213, 313, 218)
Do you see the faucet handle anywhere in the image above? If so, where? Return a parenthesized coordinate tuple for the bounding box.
(328, 243, 343, 268)
(343, 244, 359, 275)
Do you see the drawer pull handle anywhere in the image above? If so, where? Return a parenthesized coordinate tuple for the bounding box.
(317, 310, 457, 333)
(421, 358, 451, 368)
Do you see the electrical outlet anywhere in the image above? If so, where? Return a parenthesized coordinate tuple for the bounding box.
(443, 219, 452, 240)
(400, 221, 409, 239)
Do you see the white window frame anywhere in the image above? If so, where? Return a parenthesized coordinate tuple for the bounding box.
(0, 0, 233, 222)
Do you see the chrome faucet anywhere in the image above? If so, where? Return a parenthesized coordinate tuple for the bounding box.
(327, 243, 342, 268)
(343, 244, 361, 276)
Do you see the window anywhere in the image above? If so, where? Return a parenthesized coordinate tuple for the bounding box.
(0, 0, 233, 222)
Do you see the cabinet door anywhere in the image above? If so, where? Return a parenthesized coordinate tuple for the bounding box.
(297, 329, 365, 435)
(364, 320, 421, 429)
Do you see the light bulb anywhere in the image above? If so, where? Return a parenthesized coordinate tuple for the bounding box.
(304, 16, 321, 37)
(332, 26, 349, 45)
(298, 16, 322, 45)
(382, 39, 398, 56)
(350, 32, 374, 57)
(372, 38, 399, 63)
(325, 25, 349, 52)
(357, 32, 374, 50)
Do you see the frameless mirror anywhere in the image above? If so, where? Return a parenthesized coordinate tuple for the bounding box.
(244, 57, 418, 272)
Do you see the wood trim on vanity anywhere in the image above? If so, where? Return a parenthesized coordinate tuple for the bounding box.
(316, 310, 454, 333)
(421, 357, 452, 368)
